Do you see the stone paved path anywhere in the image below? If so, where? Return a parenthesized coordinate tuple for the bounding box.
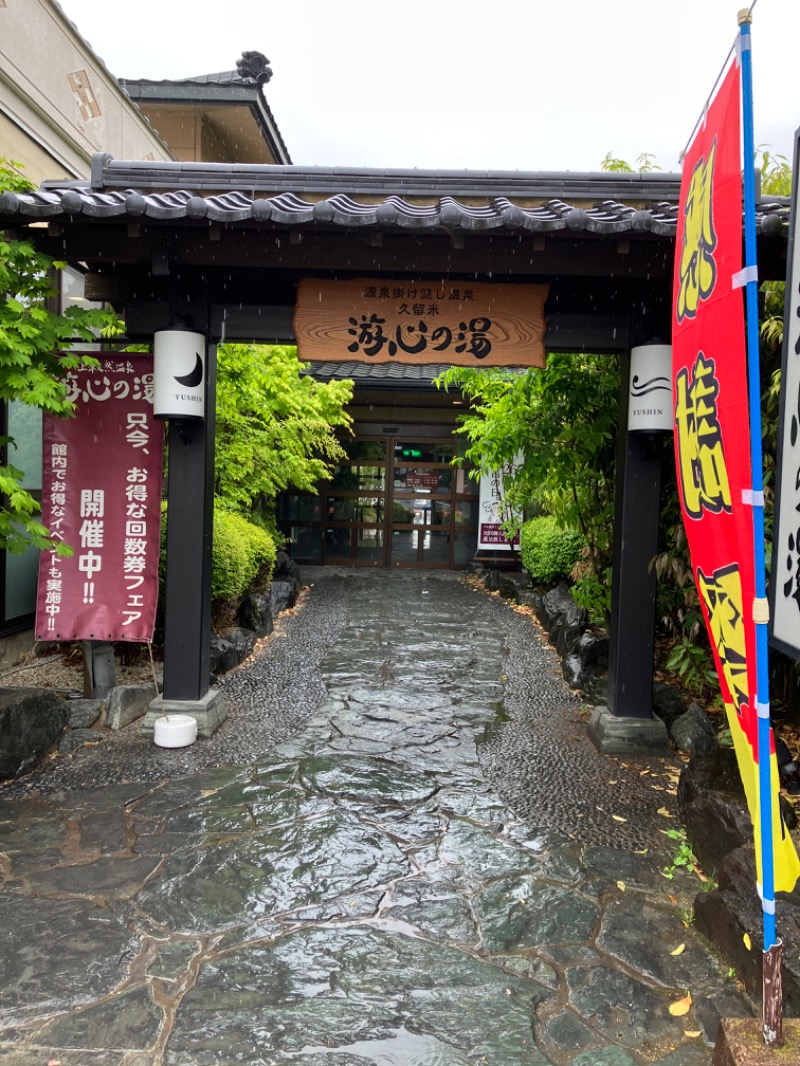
(0, 571, 751, 1064)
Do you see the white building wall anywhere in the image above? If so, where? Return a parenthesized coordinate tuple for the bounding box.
(0, 0, 172, 183)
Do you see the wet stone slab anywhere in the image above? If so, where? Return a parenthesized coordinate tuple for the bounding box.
(0, 799, 71, 853)
(340, 801, 442, 846)
(435, 818, 543, 881)
(297, 754, 439, 805)
(652, 1047, 715, 1066)
(27, 854, 163, 900)
(538, 1005, 606, 1058)
(597, 892, 725, 989)
(166, 927, 551, 1064)
(571, 1047, 639, 1066)
(384, 876, 479, 945)
(0, 1051, 140, 1066)
(582, 843, 680, 893)
(78, 808, 130, 853)
(35, 984, 164, 1051)
(565, 963, 693, 1056)
(136, 808, 410, 933)
(0, 895, 138, 1024)
(0, 572, 736, 1062)
(475, 875, 601, 952)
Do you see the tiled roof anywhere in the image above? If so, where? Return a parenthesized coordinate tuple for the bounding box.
(120, 68, 291, 166)
(175, 71, 256, 87)
(306, 362, 450, 385)
(0, 157, 789, 239)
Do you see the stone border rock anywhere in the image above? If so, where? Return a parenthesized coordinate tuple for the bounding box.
(681, 748, 800, 1009)
(469, 564, 725, 759)
(468, 566, 608, 706)
(0, 688, 70, 780)
(211, 552, 301, 681)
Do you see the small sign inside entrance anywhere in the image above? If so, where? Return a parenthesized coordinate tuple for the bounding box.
(478, 460, 521, 550)
(294, 278, 548, 367)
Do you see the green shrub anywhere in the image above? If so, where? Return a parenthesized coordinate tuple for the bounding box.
(159, 503, 277, 628)
(520, 515, 584, 585)
(212, 507, 276, 604)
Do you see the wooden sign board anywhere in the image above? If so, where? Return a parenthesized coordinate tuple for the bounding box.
(294, 278, 548, 367)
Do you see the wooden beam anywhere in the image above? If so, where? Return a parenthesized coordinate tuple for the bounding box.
(33, 222, 677, 280)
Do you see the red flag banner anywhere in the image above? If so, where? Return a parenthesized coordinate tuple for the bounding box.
(672, 62, 800, 892)
(35, 355, 164, 643)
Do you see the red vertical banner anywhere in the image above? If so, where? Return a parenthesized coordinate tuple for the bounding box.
(36, 355, 164, 643)
(673, 63, 800, 891)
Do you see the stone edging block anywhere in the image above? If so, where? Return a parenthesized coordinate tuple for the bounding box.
(104, 684, 157, 730)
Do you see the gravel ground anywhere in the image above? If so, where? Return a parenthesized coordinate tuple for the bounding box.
(0, 646, 160, 694)
(0, 573, 340, 798)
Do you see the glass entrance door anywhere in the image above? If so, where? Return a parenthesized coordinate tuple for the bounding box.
(325, 438, 388, 565)
(391, 439, 460, 567)
(278, 432, 479, 568)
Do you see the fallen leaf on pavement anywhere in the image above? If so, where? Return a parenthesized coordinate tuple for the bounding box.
(669, 992, 693, 1016)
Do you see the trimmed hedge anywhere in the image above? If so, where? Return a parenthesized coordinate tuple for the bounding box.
(520, 515, 584, 585)
(212, 507, 276, 604)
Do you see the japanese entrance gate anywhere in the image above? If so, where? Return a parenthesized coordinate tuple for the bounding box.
(1, 156, 790, 740)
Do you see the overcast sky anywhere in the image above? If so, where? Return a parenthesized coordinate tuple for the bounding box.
(58, 0, 799, 176)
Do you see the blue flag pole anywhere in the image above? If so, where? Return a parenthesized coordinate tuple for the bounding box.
(738, 8, 784, 1045)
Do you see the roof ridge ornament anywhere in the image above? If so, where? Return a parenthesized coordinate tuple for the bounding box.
(235, 51, 273, 86)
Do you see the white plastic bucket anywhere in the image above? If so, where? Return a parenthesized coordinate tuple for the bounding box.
(153, 714, 198, 748)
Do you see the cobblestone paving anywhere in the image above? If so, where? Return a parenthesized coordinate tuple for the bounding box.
(0, 570, 752, 1064)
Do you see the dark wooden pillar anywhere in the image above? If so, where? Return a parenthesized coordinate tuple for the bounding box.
(162, 341, 217, 702)
(606, 351, 664, 719)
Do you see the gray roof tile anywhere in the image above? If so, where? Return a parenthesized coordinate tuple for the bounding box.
(0, 155, 789, 239)
(305, 362, 449, 385)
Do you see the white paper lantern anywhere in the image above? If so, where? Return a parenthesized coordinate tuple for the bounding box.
(153, 328, 206, 420)
(628, 344, 673, 433)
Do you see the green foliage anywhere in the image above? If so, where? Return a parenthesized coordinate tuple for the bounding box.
(757, 149, 792, 358)
(661, 828, 697, 881)
(666, 634, 719, 702)
(437, 352, 619, 578)
(215, 343, 353, 515)
(571, 566, 612, 627)
(758, 146, 792, 197)
(520, 515, 583, 585)
(158, 502, 276, 629)
(652, 501, 720, 700)
(0, 159, 122, 553)
(212, 507, 276, 605)
(600, 152, 661, 173)
(392, 501, 414, 523)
